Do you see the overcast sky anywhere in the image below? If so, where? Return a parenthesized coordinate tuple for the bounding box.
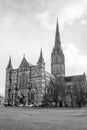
(0, 0, 87, 96)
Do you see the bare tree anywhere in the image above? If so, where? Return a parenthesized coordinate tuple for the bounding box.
(47, 76, 65, 107)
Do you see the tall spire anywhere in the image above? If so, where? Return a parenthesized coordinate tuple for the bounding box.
(7, 56, 12, 69)
(38, 48, 44, 63)
(55, 18, 61, 50)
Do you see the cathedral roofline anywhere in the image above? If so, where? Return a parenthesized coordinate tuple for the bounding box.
(65, 73, 86, 82)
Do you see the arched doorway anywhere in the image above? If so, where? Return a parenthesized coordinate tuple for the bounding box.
(19, 97, 24, 104)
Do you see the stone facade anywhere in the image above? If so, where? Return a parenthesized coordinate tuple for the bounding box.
(5, 50, 52, 106)
(5, 19, 87, 106)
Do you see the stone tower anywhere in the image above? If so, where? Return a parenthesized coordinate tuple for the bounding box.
(51, 19, 65, 77)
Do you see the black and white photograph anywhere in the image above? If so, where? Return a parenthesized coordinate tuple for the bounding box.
(0, 0, 87, 130)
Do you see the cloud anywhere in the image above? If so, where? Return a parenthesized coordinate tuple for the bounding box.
(59, 0, 87, 31)
(36, 11, 55, 30)
(35, 0, 87, 32)
(63, 43, 87, 75)
(80, 19, 87, 25)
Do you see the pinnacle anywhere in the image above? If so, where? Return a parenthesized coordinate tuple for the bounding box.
(38, 48, 44, 63)
(7, 56, 12, 69)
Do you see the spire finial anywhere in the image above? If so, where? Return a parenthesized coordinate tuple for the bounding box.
(57, 17, 58, 26)
(23, 54, 25, 58)
(40, 48, 42, 57)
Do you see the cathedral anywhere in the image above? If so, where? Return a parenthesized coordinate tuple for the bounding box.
(5, 19, 86, 106)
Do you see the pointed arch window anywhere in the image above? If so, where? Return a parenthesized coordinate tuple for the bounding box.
(19, 73, 28, 89)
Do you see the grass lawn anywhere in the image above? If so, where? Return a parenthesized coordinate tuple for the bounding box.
(0, 107, 87, 130)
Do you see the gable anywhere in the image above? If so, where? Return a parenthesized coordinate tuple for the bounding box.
(19, 57, 30, 71)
